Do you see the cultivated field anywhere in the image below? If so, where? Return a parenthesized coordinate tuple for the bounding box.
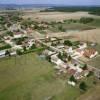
(22, 11, 100, 22)
(69, 28, 100, 43)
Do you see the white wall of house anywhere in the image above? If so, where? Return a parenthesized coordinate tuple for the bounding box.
(78, 43, 87, 49)
(68, 81, 76, 86)
(13, 34, 27, 39)
(90, 51, 98, 58)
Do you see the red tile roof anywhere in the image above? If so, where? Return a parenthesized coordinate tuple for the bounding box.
(83, 49, 97, 58)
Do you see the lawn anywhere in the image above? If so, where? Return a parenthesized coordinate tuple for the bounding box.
(0, 53, 80, 100)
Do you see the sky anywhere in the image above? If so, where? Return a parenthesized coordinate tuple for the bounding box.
(0, 0, 100, 6)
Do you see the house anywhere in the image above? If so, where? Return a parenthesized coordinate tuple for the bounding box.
(26, 28, 33, 34)
(51, 54, 68, 71)
(0, 50, 6, 58)
(71, 49, 84, 59)
(78, 42, 87, 49)
(43, 50, 56, 56)
(76, 49, 84, 56)
(51, 54, 62, 65)
(56, 45, 64, 49)
(68, 81, 76, 86)
(68, 69, 76, 75)
(68, 63, 82, 72)
(83, 49, 98, 58)
(66, 47, 73, 54)
(74, 72, 83, 79)
(12, 45, 23, 50)
(59, 62, 68, 69)
(0, 50, 16, 58)
(22, 39, 35, 49)
(9, 24, 21, 32)
(13, 32, 27, 39)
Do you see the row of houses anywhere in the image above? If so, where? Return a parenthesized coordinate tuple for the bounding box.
(43, 50, 89, 81)
(0, 50, 16, 58)
(42, 40, 99, 86)
(64, 42, 98, 59)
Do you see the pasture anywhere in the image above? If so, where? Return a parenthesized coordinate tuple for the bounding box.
(0, 53, 80, 100)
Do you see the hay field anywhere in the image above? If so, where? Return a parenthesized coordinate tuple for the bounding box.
(69, 28, 100, 43)
(22, 11, 100, 22)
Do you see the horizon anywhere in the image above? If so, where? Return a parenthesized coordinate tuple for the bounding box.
(0, 4, 100, 7)
(0, 0, 100, 6)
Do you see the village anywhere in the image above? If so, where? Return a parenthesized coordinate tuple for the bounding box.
(0, 5, 100, 100)
(0, 20, 99, 88)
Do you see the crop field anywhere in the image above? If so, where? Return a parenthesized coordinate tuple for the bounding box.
(22, 12, 100, 22)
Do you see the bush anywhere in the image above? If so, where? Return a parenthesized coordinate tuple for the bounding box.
(16, 50, 22, 55)
(87, 71, 94, 77)
(79, 82, 87, 91)
(64, 40, 73, 46)
(58, 53, 63, 60)
(68, 55, 72, 62)
(30, 44, 36, 49)
(0, 44, 11, 50)
(82, 64, 88, 70)
(6, 31, 14, 37)
(5, 50, 11, 56)
(69, 75, 77, 83)
(80, 17, 94, 24)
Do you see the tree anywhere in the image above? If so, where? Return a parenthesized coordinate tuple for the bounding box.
(64, 40, 73, 46)
(5, 50, 11, 57)
(23, 46, 27, 51)
(46, 56, 51, 62)
(69, 75, 77, 83)
(16, 50, 22, 55)
(68, 55, 72, 62)
(87, 71, 94, 77)
(82, 64, 88, 70)
(51, 42, 57, 46)
(6, 31, 13, 37)
(34, 24, 39, 29)
(31, 44, 36, 49)
(63, 52, 68, 58)
(58, 25, 66, 32)
(80, 17, 94, 24)
(58, 53, 63, 60)
(79, 82, 87, 91)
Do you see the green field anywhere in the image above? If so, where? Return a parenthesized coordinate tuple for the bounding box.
(87, 18, 100, 28)
(48, 23, 94, 32)
(87, 56, 100, 69)
(77, 84, 100, 100)
(0, 53, 81, 100)
(87, 44, 100, 69)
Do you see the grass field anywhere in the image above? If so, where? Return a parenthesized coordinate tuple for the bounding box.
(77, 84, 100, 100)
(0, 53, 81, 100)
(87, 56, 100, 69)
(47, 22, 93, 33)
(88, 18, 100, 28)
